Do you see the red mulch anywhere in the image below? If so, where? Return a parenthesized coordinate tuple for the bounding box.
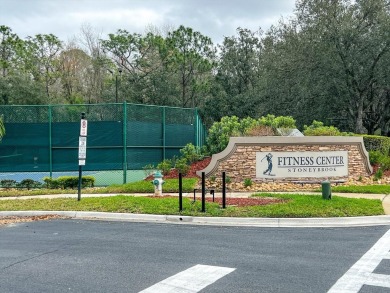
(372, 164, 390, 176)
(146, 157, 211, 180)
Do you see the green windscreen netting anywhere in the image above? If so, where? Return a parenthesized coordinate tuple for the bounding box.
(0, 103, 207, 186)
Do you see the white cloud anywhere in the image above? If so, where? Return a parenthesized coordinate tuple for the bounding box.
(1, 0, 296, 44)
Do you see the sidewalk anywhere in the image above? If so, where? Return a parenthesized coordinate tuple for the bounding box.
(1, 191, 390, 227)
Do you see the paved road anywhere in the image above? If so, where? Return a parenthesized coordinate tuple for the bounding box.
(0, 220, 389, 292)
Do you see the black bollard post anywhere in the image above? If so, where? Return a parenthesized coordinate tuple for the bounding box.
(179, 173, 183, 212)
(202, 172, 206, 212)
(222, 172, 226, 209)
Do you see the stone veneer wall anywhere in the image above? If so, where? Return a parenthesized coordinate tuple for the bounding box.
(197, 136, 372, 183)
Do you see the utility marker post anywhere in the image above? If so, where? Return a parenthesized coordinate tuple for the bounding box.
(78, 112, 87, 201)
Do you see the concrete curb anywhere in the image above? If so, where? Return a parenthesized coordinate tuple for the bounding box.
(1, 211, 390, 228)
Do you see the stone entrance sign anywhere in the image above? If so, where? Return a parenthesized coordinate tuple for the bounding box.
(197, 137, 372, 183)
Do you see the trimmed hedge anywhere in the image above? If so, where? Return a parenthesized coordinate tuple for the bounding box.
(43, 176, 95, 189)
(361, 135, 390, 155)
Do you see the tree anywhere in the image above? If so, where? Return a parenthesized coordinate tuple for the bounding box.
(0, 26, 22, 77)
(21, 34, 63, 103)
(101, 29, 176, 104)
(59, 42, 92, 104)
(166, 25, 216, 108)
(205, 28, 264, 122)
(295, 0, 390, 133)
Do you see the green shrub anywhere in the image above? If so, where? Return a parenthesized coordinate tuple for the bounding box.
(81, 176, 95, 188)
(374, 168, 383, 181)
(206, 115, 297, 155)
(43, 177, 60, 189)
(361, 135, 390, 156)
(381, 156, 390, 171)
(175, 158, 190, 175)
(206, 116, 242, 154)
(303, 120, 342, 136)
(368, 151, 390, 171)
(1, 179, 16, 189)
(273, 115, 296, 129)
(180, 143, 204, 163)
(157, 159, 173, 175)
(369, 151, 383, 165)
(244, 178, 253, 187)
(19, 179, 42, 190)
(43, 176, 95, 189)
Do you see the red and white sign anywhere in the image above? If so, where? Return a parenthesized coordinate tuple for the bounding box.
(80, 119, 88, 136)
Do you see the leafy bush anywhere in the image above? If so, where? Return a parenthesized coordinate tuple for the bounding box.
(303, 120, 343, 136)
(381, 156, 390, 171)
(43, 176, 95, 189)
(374, 168, 383, 181)
(175, 158, 190, 175)
(180, 143, 204, 163)
(1, 179, 16, 189)
(157, 159, 173, 175)
(368, 151, 390, 171)
(19, 179, 42, 190)
(361, 135, 390, 156)
(206, 115, 297, 154)
(206, 116, 242, 154)
(369, 151, 383, 165)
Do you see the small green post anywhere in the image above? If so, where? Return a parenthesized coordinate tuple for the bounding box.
(321, 180, 332, 199)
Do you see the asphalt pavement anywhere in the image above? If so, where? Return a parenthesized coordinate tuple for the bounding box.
(1, 220, 389, 292)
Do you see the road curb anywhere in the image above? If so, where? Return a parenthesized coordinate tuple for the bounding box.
(1, 211, 390, 227)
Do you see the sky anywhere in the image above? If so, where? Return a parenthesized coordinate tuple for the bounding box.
(1, 0, 296, 45)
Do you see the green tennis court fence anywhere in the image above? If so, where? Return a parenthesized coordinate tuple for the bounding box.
(0, 103, 207, 186)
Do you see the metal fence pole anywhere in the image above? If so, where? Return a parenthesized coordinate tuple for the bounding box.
(48, 105, 53, 178)
(123, 102, 127, 184)
(162, 106, 166, 160)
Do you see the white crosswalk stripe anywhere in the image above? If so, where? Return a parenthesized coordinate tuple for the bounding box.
(328, 229, 390, 292)
(139, 264, 235, 293)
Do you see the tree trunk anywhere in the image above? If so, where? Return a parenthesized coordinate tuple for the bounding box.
(354, 95, 366, 134)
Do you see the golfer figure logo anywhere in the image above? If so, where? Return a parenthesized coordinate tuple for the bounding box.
(261, 153, 275, 176)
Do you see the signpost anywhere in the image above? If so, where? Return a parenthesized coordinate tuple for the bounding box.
(78, 113, 87, 201)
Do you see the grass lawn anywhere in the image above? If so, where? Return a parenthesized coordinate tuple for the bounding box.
(0, 193, 384, 218)
(330, 184, 390, 194)
(0, 179, 387, 218)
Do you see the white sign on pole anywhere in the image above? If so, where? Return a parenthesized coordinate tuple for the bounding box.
(79, 160, 85, 166)
(80, 119, 88, 136)
(78, 136, 87, 160)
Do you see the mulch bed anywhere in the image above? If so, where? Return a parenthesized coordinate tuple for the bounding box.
(372, 164, 390, 177)
(146, 157, 211, 180)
